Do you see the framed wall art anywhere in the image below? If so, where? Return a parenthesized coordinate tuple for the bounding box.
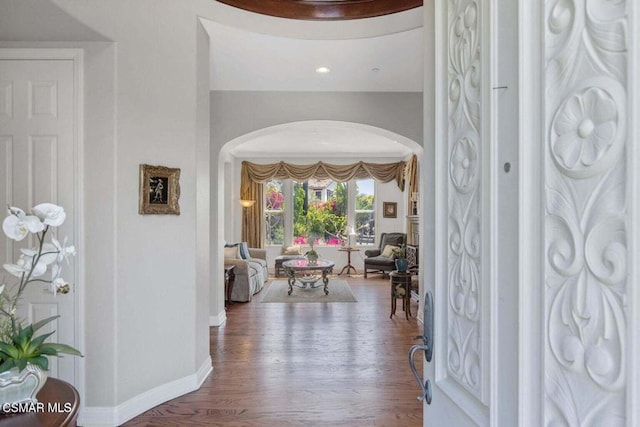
(139, 164, 181, 215)
(383, 201, 397, 218)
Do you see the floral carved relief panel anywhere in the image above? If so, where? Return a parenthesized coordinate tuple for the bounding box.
(544, 0, 628, 425)
(447, 0, 483, 398)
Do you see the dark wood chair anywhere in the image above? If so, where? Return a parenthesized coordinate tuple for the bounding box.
(363, 232, 406, 278)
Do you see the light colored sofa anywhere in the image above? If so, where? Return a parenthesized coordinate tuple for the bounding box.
(224, 248, 268, 302)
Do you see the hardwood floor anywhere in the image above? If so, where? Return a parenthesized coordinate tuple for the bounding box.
(125, 276, 424, 426)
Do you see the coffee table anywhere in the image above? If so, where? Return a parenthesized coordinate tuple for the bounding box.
(282, 258, 335, 296)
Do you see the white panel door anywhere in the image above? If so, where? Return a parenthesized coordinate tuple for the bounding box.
(0, 59, 76, 384)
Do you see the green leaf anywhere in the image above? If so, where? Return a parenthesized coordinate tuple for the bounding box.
(31, 315, 60, 333)
(38, 346, 58, 356)
(28, 356, 48, 371)
(29, 331, 55, 350)
(16, 359, 27, 371)
(0, 359, 16, 373)
(42, 343, 82, 357)
(0, 342, 20, 359)
(16, 325, 34, 347)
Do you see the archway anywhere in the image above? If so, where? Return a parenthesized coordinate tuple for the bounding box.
(211, 120, 423, 322)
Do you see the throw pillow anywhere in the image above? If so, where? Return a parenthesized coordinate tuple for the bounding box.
(238, 242, 250, 259)
(224, 246, 238, 259)
(282, 244, 302, 255)
(380, 244, 399, 258)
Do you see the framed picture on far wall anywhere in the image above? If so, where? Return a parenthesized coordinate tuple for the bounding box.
(383, 202, 397, 218)
(139, 164, 181, 215)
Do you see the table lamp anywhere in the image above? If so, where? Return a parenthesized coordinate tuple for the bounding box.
(345, 225, 356, 248)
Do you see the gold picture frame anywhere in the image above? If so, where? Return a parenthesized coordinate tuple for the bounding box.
(383, 202, 397, 218)
(139, 164, 181, 215)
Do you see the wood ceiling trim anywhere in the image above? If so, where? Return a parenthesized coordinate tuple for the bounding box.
(216, 0, 422, 21)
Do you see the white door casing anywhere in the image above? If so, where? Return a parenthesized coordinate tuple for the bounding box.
(0, 51, 82, 387)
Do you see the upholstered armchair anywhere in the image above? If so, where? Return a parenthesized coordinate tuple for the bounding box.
(363, 232, 406, 278)
(224, 247, 268, 302)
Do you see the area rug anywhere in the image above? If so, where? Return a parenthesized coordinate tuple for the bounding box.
(261, 280, 357, 303)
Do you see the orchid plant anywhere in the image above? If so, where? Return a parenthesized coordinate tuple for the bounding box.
(0, 203, 82, 373)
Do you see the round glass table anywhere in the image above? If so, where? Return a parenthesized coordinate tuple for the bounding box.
(282, 258, 335, 295)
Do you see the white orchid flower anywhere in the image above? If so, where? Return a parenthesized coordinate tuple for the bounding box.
(2, 211, 44, 241)
(25, 243, 59, 266)
(32, 203, 66, 227)
(3, 262, 29, 277)
(51, 237, 76, 264)
(14, 254, 47, 277)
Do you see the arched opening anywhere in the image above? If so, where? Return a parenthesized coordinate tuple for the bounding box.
(212, 120, 423, 318)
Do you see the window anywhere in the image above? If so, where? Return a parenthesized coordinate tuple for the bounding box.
(293, 180, 347, 246)
(264, 179, 285, 246)
(265, 178, 375, 247)
(355, 179, 375, 245)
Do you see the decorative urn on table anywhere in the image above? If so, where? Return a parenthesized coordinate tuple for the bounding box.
(305, 237, 319, 265)
(393, 244, 408, 272)
(0, 203, 82, 408)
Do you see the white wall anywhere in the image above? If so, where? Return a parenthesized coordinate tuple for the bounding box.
(0, 0, 216, 422)
(211, 90, 423, 147)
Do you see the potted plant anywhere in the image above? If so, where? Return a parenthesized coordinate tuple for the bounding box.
(305, 236, 319, 265)
(0, 204, 82, 406)
(392, 244, 408, 272)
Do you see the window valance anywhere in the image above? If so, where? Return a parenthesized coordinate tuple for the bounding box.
(239, 157, 416, 249)
(241, 159, 408, 197)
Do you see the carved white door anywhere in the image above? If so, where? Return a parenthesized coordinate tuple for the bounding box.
(422, 0, 520, 424)
(0, 57, 77, 384)
(425, 0, 637, 425)
(426, 0, 493, 424)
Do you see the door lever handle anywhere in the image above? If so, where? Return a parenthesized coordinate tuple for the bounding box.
(415, 291, 434, 362)
(413, 335, 433, 362)
(409, 344, 432, 404)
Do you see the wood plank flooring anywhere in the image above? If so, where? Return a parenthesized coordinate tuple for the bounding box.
(125, 276, 423, 426)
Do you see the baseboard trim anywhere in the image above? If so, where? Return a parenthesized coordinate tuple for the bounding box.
(79, 356, 213, 426)
(209, 310, 227, 326)
(196, 355, 213, 387)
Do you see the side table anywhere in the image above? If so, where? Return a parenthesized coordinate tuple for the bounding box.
(224, 264, 235, 306)
(0, 378, 80, 426)
(389, 270, 415, 320)
(337, 247, 359, 276)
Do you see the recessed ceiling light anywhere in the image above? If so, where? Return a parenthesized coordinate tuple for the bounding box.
(315, 66, 331, 74)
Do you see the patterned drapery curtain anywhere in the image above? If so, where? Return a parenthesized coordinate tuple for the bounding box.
(404, 154, 419, 241)
(241, 180, 264, 248)
(240, 159, 412, 248)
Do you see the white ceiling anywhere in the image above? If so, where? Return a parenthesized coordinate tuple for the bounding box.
(203, 20, 424, 92)
(203, 12, 423, 157)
